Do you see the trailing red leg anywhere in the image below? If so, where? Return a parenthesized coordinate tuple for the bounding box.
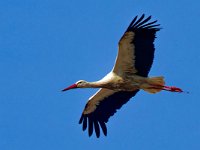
(163, 86, 183, 93)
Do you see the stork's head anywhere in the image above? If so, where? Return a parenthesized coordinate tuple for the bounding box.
(62, 80, 88, 91)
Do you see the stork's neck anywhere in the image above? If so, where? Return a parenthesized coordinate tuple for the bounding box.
(84, 72, 114, 88)
(87, 80, 108, 88)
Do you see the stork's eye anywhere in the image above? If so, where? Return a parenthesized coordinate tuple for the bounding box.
(78, 81, 83, 84)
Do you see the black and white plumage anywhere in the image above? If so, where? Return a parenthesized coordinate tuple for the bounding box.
(62, 14, 183, 138)
(79, 89, 139, 137)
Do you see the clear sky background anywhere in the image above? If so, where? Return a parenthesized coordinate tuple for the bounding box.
(0, 0, 200, 150)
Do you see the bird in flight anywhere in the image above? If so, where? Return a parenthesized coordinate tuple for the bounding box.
(62, 14, 183, 138)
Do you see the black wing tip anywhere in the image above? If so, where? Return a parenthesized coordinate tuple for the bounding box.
(79, 114, 84, 124)
(94, 120, 100, 138)
(99, 121, 107, 136)
(126, 14, 160, 31)
(79, 114, 108, 138)
(88, 117, 94, 137)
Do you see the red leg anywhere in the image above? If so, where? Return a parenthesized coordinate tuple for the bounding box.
(163, 86, 183, 93)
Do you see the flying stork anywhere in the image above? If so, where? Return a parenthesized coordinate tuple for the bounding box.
(62, 14, 183, 138)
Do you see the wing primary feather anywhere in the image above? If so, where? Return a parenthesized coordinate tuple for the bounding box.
(126, 15, 138, 31)
(131, 14, 145, 28)
(82, 116, 87, 131)
(79, 114, 84, 124)
(94, 120, 100, 138)
(139, 20, 158, 29)
(145, 24, 160, 29)
(88, 117, 93, 137)
(134, 16, 151, 29)
(99, 121, 107, 136)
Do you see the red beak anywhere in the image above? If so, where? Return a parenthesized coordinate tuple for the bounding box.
(62, 84, 77, 91)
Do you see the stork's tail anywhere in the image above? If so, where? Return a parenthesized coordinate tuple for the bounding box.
(143, 76, 184, 93)
(143, 76, 165, 93)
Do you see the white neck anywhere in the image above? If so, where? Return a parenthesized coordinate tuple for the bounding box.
(86, 80, 108, 88)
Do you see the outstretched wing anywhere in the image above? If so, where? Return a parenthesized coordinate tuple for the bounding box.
(79, 88, 139, 138)
(113, 14, 160, 77)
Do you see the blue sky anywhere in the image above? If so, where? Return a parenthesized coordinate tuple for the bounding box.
(0, 0, 200, 149)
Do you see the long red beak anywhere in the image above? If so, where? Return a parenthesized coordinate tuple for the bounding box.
(62, 84, 77, 91)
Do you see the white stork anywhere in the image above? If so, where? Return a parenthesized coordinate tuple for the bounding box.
(62, 14, 183, 138)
